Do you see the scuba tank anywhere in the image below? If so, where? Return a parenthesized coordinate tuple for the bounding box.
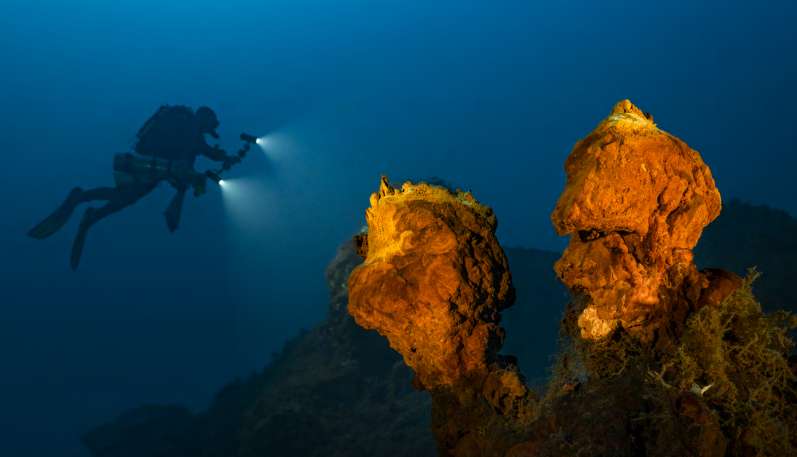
(134, 105, 196, 159)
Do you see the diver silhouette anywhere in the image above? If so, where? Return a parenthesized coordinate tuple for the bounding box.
(28, 105, 240, 270)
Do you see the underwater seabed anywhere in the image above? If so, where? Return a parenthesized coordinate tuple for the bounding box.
(84, 102, 797, 457)
(344, 100, 796, 457)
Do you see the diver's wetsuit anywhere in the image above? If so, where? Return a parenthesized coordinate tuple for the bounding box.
(28, 105, 231, 270)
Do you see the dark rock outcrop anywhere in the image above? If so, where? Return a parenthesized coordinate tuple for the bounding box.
(84, 405, 196, 457)
(84, 240, 436, 457)
(695, 199, 797, 315)
(237, 240, 433, 457)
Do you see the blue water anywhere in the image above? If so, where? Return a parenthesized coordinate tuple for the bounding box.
(1, 1, 795, 455)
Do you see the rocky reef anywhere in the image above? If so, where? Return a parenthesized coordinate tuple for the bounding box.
(84, 239, 437, 457)
(82, 241, 572, 457)
(696, 199, 797, 316)
(84, 101, 797, 457)
(348, 101, 796, 456)
(236, 240, 434, 457)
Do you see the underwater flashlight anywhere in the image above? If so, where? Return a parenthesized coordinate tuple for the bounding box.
(206, 171, 222, 184)
(240, 132, 258, 145)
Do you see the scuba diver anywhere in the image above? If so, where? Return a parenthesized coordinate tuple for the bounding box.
(28, 105, 254, 270)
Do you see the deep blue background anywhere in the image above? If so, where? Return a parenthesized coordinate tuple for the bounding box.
(1, 1, 795, 455)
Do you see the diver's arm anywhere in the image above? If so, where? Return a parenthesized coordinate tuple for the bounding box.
(201, 144, 228, 162)
(201, 144, 240, 168)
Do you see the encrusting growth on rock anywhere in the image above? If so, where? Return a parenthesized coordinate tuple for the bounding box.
(551, 99, 727, 342)
(349, 178, 513, 387)
(350, 176, 510, 388)
(347, 101, 796, 456)
(348, 176, 536, 455)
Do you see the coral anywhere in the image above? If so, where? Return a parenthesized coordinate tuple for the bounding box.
(348, 176, 514, 389)
(551, 99, 723, 342)
(530, 101, 795, 457)
(347, 101, 796, 457)
(542, 272, 797, 457)
(653, 272, 797, 455)
(348, 176, 536, 456)
(540, 101, 795, 456)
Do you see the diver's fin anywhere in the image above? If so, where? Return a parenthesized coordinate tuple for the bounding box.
(164, 187, 186, 233)
(28, 187, 83, 239)
(70, 207, 95, 271)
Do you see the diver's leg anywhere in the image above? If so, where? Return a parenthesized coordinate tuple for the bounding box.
(164, 185, 187, 233)
(78, 187, 118, 201)
(28, 186, 118, 239)
(70, 183, 156, 270)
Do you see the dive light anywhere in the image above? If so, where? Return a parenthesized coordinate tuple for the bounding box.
(240, 132, 258, 145)
(205, 171, 222, 184)
(205, 132, 259, 187)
